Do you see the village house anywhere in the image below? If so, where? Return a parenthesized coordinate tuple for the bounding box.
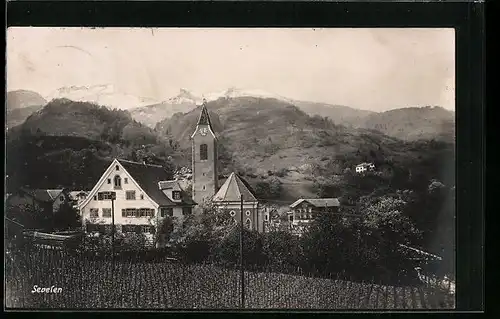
(287, 198, 340, 233)
(355, 162, 376, 173)
(78, 159, 196, 243)
(69, 190, 89, 209)
(6, 187, 71, 216)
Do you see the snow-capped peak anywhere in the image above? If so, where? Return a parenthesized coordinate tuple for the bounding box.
(45, 84, 159, 110)
(196, 87, 291, 105)
(166, 88, 203, 104)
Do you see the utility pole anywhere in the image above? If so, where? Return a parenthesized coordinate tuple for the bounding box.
(240, 194, 245, 309)
(110, 192, 116, 269)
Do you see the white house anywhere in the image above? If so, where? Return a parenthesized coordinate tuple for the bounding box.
(287, 198, 340, 235)
(355, 162, 376, 173)
(78, 159, 196, 243)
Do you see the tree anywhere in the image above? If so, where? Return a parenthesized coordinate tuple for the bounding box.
(362, 195, 420, 246)
(212, 226, 265, 266)
(170, 202, 235, 263)
(154, 216, 175, 248)
(360, 195, 422, 280)
(262, 230, 301, 269)
(53, 201, 81, 231)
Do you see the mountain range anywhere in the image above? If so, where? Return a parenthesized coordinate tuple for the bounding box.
(6, 88, 455, 201)
(7, 86, 455, 143)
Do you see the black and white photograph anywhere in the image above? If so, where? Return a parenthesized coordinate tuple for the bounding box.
(5, 27, 456, 310)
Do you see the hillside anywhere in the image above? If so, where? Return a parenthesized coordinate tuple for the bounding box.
(6, 90, 47, 128)
(6, 95, 455, 204)
(17, 98, 155, 142)
(125, 88, 455, 143)
(156, 97, 414, 198)
(154, 96, 455, 201)
(360, 106, 455, 142)
(290, 100, 374, 127)
(6, 99, 181, 192)
(7, 90, 47, 111)
(7, 104, 45, 129)
(157, 96, 401, 169)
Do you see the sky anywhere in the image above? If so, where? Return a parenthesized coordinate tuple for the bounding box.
(6, 27, 455, 111)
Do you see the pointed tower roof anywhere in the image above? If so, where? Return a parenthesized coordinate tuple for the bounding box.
(197, 99, 212, 127)
(213, 172, 258, 202)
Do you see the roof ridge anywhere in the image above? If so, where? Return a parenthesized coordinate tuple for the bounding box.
(222, 172, 234, 200)
(234, 174, 246, 199)
(117, 158, 164, 168)
(46, 190, 55, 200)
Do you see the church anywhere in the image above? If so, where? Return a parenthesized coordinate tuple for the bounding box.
(190, 101, 265, 232)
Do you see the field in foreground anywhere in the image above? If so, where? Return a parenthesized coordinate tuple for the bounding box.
(5, 247, 454, 310)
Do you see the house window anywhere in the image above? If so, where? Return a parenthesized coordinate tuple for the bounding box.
(246, 210, 251, 216)
(160, 207, 173, 217)
(60, 196, 64, 201)
(308, 207, 313, 213)
(173, 191, 181, 200)
(200, 144, 208, 161)
(245, 218, 252, 229)
(289, 215, 293, 222)
(124, 178, 128, 184)
(147, 209, 155, 217)
(107, 178, 111, 184)
(90, 208, 99, 218)
(114, 175, 122, 189)
(126, 191, 136, 200)
(102, 208, 112, 218)
(182, 207, 192, 215)
(123, 208, 135, 217)
(264, 214, 269, 221)
(202, 185, 206, 190)
(230, 210, 236, 217)
(121, 208, 154, 218)
(140, 194, 144, 200)
(116, 165, 120, 171)
(98, 192, 114, 201)
(142, 225, 153, 234)
(122, 225, 135, 233)
(94, 195, 97, 201)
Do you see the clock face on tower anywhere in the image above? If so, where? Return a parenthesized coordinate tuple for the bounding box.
(200, 127, 208, 136)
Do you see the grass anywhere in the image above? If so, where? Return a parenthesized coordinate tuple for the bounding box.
(5, 247, 454, 310)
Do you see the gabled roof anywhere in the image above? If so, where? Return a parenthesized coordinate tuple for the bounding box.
(158, 181, 180, 190)
(158, 180, 197, 206)
(290, 198, 340, 208)
(213, 172, 258, 203)
(19, 188, 64, 203)
(117, 159, 196, 207)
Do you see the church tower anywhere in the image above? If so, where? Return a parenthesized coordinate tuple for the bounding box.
(191, 100, 218, 209)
